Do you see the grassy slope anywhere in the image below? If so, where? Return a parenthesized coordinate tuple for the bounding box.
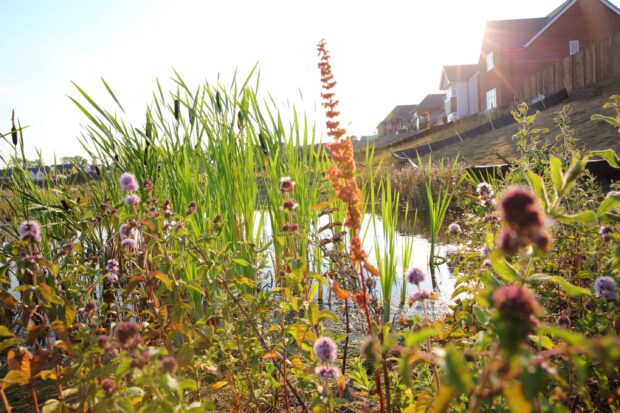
(363, 80, 620, 169)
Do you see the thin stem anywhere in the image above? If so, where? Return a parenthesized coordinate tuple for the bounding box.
(0, 384, 12, 413)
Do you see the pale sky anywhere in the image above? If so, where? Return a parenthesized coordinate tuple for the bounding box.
(1, 0, 614, 161)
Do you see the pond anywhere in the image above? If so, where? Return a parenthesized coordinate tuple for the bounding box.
(255, 211, 457, 321)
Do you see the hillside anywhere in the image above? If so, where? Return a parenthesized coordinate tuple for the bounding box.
(366, 79, 620, 168)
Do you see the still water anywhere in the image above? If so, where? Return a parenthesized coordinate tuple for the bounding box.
(255, 211, 457, 319)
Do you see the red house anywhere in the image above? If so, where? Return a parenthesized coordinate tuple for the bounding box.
(478, 0, 620, 110)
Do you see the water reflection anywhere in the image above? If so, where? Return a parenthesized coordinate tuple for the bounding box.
(255, 211, 456, 318)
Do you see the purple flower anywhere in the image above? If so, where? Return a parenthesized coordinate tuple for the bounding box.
(281, 199, 299, 211)
(314, 337, 337, 363)
(499, 227, 521, 255)
(282, 223, 299, 232)
(448, 223, 461, 234)
(124, 194, 141, 206)
(407, 289, 433, 306)
(105, 272, 119, 284)
(115, 322, 142, 348)
(18, 220, 41, 242)
(557, 315, 571, 329)
(406, 267, 425, 285)
(599, 226, 612, 242)
(280, 176, 295, 194)
(493, 285, 542, 320)
(482, 259, 492, 268)
(159, 356, 178, 374)
(585, 199, 595, 208)
(594, 276, 617, 300)
(500, 187, 542, 229)
(101, 378, 116, 397)
(119, 223, 133, 238)
(186, 201, 197, 215)
(120, 173, 139, 191)
(121, 238, 138, 249)
(105, 259, 119, 274)
(481, 245, 489, 257)
(476, 182, 494, 198)
(96, 335, 110, 349)
(143, 179, 154, 193)
(315, 365, 340, 381)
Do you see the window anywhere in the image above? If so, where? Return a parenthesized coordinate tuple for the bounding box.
(486, 51, 494, 72)
(486, 88, 497, 111)
(569, 40, 580, 56)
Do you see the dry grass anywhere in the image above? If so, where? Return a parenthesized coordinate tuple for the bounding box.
(361, 80, 620, 169)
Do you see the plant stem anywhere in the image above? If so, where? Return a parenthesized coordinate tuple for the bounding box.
(0, 385, 12, 413)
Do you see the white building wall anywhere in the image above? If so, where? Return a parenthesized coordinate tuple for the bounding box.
(467, 75, 479, 115)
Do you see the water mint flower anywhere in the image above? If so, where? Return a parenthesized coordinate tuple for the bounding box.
(124, 194, 141, 206)
(18, 220, 41, 242)
(279, 176, 295, 194)
(120, 173, 139, 191)
(594, 276, 617, 300)
(315, 365, 340, 381)
(314, 337, 337, 363)
(406, 267, 425, 285)
(121, 238, 137, 249)
(448, 223, 461, 233)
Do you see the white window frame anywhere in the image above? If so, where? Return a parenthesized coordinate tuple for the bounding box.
(486, 88, 497, 111)
(569, 40, 580, 56)
(486, 51, 494, 72)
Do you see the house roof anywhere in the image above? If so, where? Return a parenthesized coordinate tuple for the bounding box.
(416, 94, 446, 111)
(377, 104, 418, 128)
(484, 0, 620, 50)
(439, 64, 479, 89)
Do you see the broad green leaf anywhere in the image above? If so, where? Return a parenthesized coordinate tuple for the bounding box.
(526, 171, 549, 209)
(404, 328, 438, 347)
(593, 149, 620, 168)
(151, 271, 173, 290)
(549, 155, 563, 195)
(490, 251, 519, 283)
(555, 210, 597, 224)
(597, 191, 620, 216)
(528, 274, 591, 297)
(538, 326, 589, 347)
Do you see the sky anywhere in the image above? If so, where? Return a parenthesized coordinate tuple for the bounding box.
(1, 0, 616, 161)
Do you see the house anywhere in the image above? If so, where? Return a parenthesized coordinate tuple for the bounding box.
(478, 0, 620, 110)
(439, 64, 480, 122)
(413, 94, 446, 130)
(376, 104, 418, 137)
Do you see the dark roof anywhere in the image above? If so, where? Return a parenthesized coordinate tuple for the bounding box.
(377, 104, 418, 127)
(416, 94, 446, 111)
(483, 17, 547, 49)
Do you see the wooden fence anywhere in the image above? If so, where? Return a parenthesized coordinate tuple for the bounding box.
(523, 33, 620, 100)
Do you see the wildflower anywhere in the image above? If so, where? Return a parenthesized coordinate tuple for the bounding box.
(493, 285, 542, 320)
(476, 182, 494, 198)
(350, 235, 367, 263)
(119, 224, 132, 238)
(408, 289, 433, 306)
(105, 272, 119, 284)
(121, 238, 138, 249)
(406, 267, 425, 285)
(124, 194, 141, 206)
(314, 337, 337, 363)
(85, 301, 96, 312)
(163, 199, 173, 218)
(143, 179, 154, 193)
(159, 356, 178, 374)
(532, 230, 552, 252)
(105, 259, 119, 274)
(186, 201, 197, 215)
(281, 199, 299, 211)
(101, 378, 117, 397)
(282, 223, 299, 232)
(18, 220, 41, 242)
(100, 202, 110, 212)
(594, 276, 617, 300)
(448, 223, 461, 234)
(120, 173, 139, 191)
(599, 226, 612, 242)
(482, 259, 492, 268)
(97, 335, 111, 349)
(280, 176, 295, 194)
(585, 199, 595, 208)
(500, 187, 542, 229)
(481, 245, 489, 257)
(148, 206, 160, 218)
(315, 365, 340, 381)
(115, 322, 142, 348)
(499, 227, 521, 255)
(481, 198, 497, 209)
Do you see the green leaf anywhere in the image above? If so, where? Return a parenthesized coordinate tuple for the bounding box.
(444, 344, 471, 391)
(555, 210, 597, 224)
(549, 155, 563, 196)
(404, 328, 438, 347)
(528, 274, 591, 297)
(593, 149, 620, 168)
(0, 325, 14, 338)
(538, 326, 589, 347)
(597, 191, 620, 216)
(526, 171, 549, 209)
(307, 303, 319, 326)
(490, 251, 519, 283)
(151, 271, 173, 290)
(2, 370, 29, 387)
(503, 381, 532, 413)
(232, 258, 251, 267)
